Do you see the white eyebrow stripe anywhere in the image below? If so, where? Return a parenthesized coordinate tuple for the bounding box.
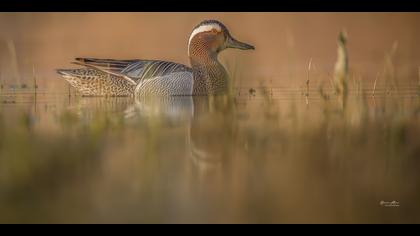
(188, 24, 222, 55)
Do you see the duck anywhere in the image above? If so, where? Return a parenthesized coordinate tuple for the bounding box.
(57, 19, 254, 97)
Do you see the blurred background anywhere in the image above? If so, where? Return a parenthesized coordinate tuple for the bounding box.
(1, 13, 420, 223)
(1, 12, 420, 91)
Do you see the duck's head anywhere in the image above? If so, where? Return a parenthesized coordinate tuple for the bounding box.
(188, 20, 255, 58)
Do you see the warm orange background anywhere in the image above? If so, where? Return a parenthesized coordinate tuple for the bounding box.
(1, 13, 419, 90)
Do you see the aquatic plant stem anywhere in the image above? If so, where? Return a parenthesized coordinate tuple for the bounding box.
(0, 67, 3, 97)
(33, 65, 37, 100)
(372, 72, 379, 98)
(418, 67, 420, 96)
(305, 58, 312, 105)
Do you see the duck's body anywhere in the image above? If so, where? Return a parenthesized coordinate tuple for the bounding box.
(57, 20, 254, 97)
(59, 59, 193, 96)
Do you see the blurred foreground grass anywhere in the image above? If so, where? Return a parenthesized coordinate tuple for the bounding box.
(0, 87, 419, 223)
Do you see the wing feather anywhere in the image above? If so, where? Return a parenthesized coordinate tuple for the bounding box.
(73, 57, 192, 84)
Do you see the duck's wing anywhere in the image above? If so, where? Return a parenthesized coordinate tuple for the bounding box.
(121, 60, 192, 81)
(75, 57, 140, 73)
(75, 57, 192, 83)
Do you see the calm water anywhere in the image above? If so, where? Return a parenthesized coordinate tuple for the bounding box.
(0, 87, 420, 223)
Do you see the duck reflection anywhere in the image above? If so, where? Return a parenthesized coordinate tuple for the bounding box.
(125, 94, 236, 172)
(187, 95, 236, 172)
(124, 96, 194, 126)
(64, 97, 134, 121)
(65, 93, 236, 172)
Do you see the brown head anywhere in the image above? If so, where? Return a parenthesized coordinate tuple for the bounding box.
(188, 20, 254, 95)
(188, 20, 255, 62)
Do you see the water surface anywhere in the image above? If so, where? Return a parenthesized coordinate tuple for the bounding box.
(1, 87, 419, 223)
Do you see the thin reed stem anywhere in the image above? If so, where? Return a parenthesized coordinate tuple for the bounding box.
(33, 65, 38, 98)
(418, 67, 420, 95)
(305, 58, 312, 105)
(0, 68, 3, 96)
(372, 72, 379, 98)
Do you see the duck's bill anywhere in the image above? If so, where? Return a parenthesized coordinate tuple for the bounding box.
(227, 37, 255, 50)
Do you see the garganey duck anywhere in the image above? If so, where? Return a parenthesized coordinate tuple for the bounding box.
(57, 20, 254, 97)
